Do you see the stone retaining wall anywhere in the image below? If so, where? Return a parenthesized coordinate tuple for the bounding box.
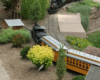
(89, 7, 100, 31)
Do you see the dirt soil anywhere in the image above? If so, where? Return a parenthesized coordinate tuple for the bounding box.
(0, 39, 80, 80)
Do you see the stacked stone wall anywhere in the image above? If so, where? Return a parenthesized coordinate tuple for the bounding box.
(89, 7, 100, 31)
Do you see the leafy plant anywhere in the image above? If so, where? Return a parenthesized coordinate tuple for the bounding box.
(0, 28, 31, 43)
(21, 0, 50, 20)
(87, 31, 100, 48)
(72, 75, 85, 80)
(39, 0, 50, 19)
(28, 0, 42, 21)
(12, 34, 26, 47)
(20, 46, 31, 59)
(56, 45, 66, 80)
(79, 0, 100, 9)
(66, 36, 93, 51)
(27, 45, 54, 69)
(81, 15, 89, 31)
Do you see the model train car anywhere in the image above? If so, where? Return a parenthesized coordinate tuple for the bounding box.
(24, 21, 46, 45)
(40, 36, 100, 75)
(29, 22, 100, 75)
(48, 0, 78, 14)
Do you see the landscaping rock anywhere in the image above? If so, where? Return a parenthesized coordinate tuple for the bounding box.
(83, 46, 100, 57)
(89, 18, 100, 31)
(91, 7, 97, 14)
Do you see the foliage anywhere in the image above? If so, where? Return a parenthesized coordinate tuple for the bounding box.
(67, 4, 91, 15)
(27, 45, 54, 69)
(1, 0, 12, 10)
(21, 0, 50, 20)
(66, 36, 93, 51)
(66, 4, 91, 31)
(28, 0, 41, 21)
(21, 0, 35, 19)
(39, 0, 50, 19)
(66, 0, 100, 31)
(79, 0, 100, 9)
(72, 75, 85, 80)
(0, 28, 31, 43)
(12, 34, 26, 47)
(20, 46, 31, 59)
(81, 15, 89, 31)
(87, 31, 100, 48)
(56, 46, 66, 80)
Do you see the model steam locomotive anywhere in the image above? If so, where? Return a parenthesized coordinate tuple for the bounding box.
(48, 0, 79, 14)
(24, 21, 46, 45)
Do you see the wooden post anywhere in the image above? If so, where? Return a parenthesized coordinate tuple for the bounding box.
(11, 0, 21, 19)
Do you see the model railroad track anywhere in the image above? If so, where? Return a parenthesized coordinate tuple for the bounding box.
(45, 14, 72, 49)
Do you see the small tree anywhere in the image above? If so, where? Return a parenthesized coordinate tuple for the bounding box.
(56, 45, 66, 80)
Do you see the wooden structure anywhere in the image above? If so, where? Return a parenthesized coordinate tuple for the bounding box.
(1, 19, 24, 30)
(11, 0, 21, 19)
(40, 36, 100, 75)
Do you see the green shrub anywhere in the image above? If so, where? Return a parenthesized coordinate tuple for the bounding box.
(67, 4, 91, 31)
(79, 0, 100, 9)
(66, 36, 93, 51)
(87, 31, 100, 48)
(39, 0, 50, 19)
(27, 45, 54, 69)
(56, 46, 66, 80)
(28, 0, 42, 21)
(21, 0, 35, 19)
(21, 0, 50, 20)
(20, 46, 31, 59)
(12, 34, 26, 47)
(0, 28, 31, 43)
(67, 4, 91, 15)
(81, 15, 89, 31)
(72, 75, 85, 80)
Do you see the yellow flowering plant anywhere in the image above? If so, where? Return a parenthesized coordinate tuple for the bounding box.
(66, 36, 93, 50)
(27, 45, 54, 69)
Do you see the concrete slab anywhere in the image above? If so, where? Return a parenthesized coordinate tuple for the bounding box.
(85, 65, 100, 80)
(0, 60, 10, 80)
(93, 0, 100, 3)
(58, 14, 86, 38)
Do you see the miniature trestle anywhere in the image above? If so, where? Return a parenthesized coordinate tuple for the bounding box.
(40, 36, 100, 75)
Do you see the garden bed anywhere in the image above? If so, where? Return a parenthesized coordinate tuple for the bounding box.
(0, 39, 79, 80)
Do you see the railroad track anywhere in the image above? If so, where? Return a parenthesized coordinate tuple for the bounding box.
(44, 13, 72, 49)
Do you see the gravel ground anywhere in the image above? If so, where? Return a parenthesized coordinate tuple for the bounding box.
(0, 39, 79, 80)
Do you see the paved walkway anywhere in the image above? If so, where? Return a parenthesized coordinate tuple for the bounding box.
(0, 60, 10, 80)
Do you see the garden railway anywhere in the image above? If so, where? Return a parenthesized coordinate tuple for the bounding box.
(30, 22, 100, 75)
(0, 0, 100, 80)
